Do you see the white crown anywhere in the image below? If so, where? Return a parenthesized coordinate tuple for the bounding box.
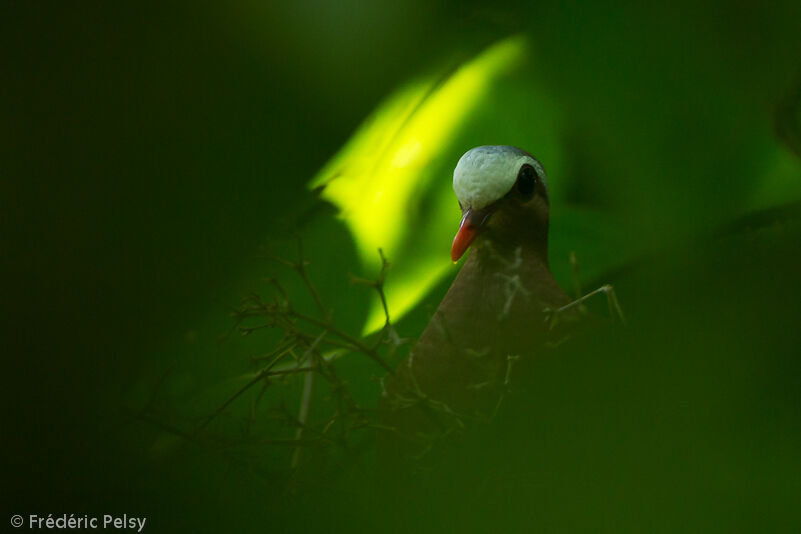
(453, 146, 546, 210)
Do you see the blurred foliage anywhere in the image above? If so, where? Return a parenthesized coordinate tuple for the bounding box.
(6, 1, 801, 533)
(310, 26, 801, 332)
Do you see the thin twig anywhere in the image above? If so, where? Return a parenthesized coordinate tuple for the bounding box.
(291, 359, 317, 469)
(294, 237, 327, 317)
(289, 310, 394, 373)
(291, 330, 327, 469)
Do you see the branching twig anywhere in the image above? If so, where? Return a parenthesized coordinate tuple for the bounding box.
(145, 242, 406, 480)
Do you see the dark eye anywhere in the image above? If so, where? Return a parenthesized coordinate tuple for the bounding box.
(516, 164, 537, 198)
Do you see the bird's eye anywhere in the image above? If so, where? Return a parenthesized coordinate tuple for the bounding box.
(516, 164, 537, 199)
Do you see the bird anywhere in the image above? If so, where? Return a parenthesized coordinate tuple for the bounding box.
(381, 145, 580, 457)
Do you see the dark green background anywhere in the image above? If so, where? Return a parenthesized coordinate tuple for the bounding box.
(5, 1, 801, 532)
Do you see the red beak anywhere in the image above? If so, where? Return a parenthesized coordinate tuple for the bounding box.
(451, 209, 485, 263)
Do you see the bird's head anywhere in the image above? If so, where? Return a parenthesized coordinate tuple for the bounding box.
(451, 145, 550, 262)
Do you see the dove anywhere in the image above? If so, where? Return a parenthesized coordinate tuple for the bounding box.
(381, 145, 579, 455)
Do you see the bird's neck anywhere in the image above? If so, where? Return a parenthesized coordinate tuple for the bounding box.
(472, 223, 550, 274)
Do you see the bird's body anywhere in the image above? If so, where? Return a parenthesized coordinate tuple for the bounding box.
(381, 146, 577, 455)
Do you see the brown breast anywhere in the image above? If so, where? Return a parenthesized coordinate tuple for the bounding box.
(380, 241, 573, 457)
